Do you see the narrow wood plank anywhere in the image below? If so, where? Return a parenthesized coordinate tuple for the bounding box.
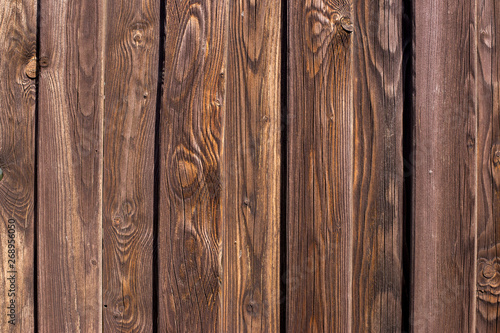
(38, 0, 104, 331)
(476, 0, 500, 330)
(0, 0, 36, 331)
(287, 0, 353, 331)
(158, 1, 228, 331)
(352, 0, 404, 331)
(411, 0, 477, 331)
(221, 0, 281, 331)
(102, 0, 159, 331)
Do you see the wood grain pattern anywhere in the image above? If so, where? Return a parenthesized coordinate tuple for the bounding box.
(221, 0, 281, 331)
(411, 0, 477, 331)
(158, 0, 228, 331)
(287, 0, 353, 331)
(476, 0, 500, 331)
(37, 0, 104, 331)
(102, 0, 159, 331)
(352, 0, 404, 331)
(0, 0, 36, 331)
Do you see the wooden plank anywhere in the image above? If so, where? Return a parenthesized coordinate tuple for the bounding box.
(476, 0, 500, 331)
(287, 0, 353, 331)
(221, 0, 281, 331)
(411, 0, 477, 331)
(37, 0, 104, 331)
(158, 1, 228, 331)
(101, 0, 159, 331)
(0, 0, 36, 331)
(351, 0, 404, 331)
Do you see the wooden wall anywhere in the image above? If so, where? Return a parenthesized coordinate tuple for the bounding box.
(0, 0, 499, 332)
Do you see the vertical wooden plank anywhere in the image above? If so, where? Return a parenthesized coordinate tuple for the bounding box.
(38, 0, 103, 331)
(158, 0, 227, 331)
(476, 0, 500, 331)
(102, 0, 159, 331)
(412, 0, 477, 331)
(222, 0, 281, 331)
(352, 0, 404, 331)
(287, 0, 353, 331)
(0, 0, 36, 331)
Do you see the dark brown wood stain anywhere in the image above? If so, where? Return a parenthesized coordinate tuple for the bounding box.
(37, 0, 103, 331)
(102, 0, 159, 331)
(0, 0, 36, 331)
(1, 0, 500, 332)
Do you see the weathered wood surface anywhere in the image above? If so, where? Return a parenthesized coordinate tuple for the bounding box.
(37, 0, 104, 331)
(411, 0, 477, 331)
(102, 0, 159, 331)
(287, 0, 353, 331)
(222, 0, 281, 331)
(4, 0, 500, 331)
(158, 0, 228, 331)
(0, 0, 36, 331)
(352, 0, 404, 331)
(476, 0, 500, 331)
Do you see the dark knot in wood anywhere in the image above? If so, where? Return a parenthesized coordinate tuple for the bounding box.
(477, 243, 500, 321)
(340, 16, 353, 33)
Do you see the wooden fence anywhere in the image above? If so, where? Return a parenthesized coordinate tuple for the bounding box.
(0, 0, 498, 332)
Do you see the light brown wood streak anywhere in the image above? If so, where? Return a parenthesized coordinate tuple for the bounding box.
(412, 0, 476, 331)
(222, 0, 281, 331)
(102, 0, 159, 331)
(352, 0, 403, 331)
(476, 0, 500, 331)
(0, 0, 36, 331)
(287, 0, 353, 331)
(158, 0, 228, 331)
(38, 0, 103, 331)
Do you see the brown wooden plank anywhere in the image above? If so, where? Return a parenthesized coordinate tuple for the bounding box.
(221, 0, 281, 331)
(0, 0, 36, 331)
(158, 0, 228, 331)
(411, 0, 477, 331)
(102, 0, 159, 331)
(287, 0, 353, 331)
(38, 0, 104, 331)
(352, 0, 404, 331)
(476, 0, 500, 331)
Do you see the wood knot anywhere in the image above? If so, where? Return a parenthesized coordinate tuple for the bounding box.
(491, 145, 500, 189)
(477, 243, 500, 320)
(25, 57, 37, 79)
(38, 56, 50, 68)
(493, 150, 500, 166)
(340, 16, 353, 33)
(130, 22, 148, 47)
(245, 299, 259, 316)
(467, 136, 475, 149)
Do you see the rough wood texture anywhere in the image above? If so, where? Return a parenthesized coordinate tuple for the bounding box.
(476, 0, 500, 331)
(102, 0, 159, 331)
(0, 0, 36, 331)
(287, 0, 353, 331)
(158, 0, 228, 331)
(221, 0, 281, 331)
(38, 0, 103, 331)
(352, 0, 404, 331)
(411, 1, 477, 331)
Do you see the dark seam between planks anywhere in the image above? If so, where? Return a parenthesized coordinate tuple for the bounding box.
(401, 0, 413, 330)
(153, 0, 167, 331)
(279, 0, 287, 332)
